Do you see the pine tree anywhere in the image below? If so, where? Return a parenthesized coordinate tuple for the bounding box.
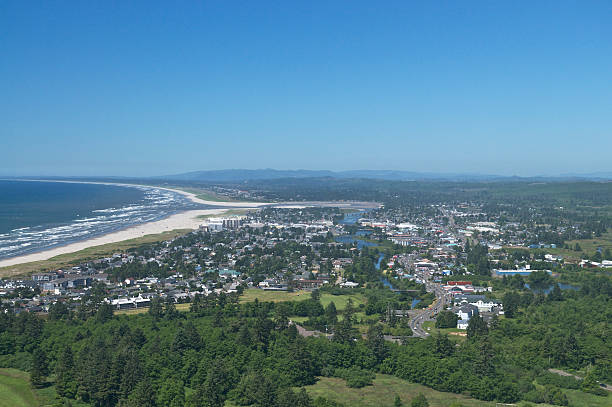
(30, 347, 48, 388)
(55, 346, 76, 397)
(466, 315, 488, 340)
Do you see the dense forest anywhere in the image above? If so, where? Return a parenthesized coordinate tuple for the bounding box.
(0, 272, 609, 406)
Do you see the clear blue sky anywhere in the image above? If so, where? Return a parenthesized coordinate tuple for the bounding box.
(1, 1, 611, 177)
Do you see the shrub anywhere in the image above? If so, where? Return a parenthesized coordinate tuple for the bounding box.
(333, 367, 375, 388)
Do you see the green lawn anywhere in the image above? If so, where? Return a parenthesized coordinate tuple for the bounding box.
(422, 321, 467, 341)
(320, 292, 367, 311)
(239, 289, 312, 303)
(239, 289, 367, 309)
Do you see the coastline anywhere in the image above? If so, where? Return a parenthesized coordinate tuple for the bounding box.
(0, 181, 264, 268)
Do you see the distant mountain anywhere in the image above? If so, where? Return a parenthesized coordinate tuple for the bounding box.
(160, 169, 508, 182)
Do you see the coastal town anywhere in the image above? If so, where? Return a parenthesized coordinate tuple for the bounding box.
(2, 200, 609, 339)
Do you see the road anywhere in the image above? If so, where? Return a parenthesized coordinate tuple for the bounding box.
(408, 272, 450, 338)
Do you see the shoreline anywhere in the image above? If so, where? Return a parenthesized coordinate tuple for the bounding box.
(0, 180, 264, 268)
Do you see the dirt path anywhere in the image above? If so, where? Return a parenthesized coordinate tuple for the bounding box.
(548, 368, 612, 392)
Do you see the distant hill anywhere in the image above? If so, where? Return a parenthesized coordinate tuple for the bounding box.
(160, 169, 506, 182)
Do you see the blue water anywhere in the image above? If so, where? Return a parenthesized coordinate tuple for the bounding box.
(375, 253, 384, 270)
(0, 180, 205, 260)
(525, 283, 579, 294)
(495, 270, 553, 276)
(339, 211, 366, 225)
(335, 235, 377, 249)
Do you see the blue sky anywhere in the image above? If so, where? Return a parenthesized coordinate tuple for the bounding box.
(1, 1, 611, 177)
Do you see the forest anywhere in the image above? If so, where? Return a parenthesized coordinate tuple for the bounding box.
(0, 271, 609, 407)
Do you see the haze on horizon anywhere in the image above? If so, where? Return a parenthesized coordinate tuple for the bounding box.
(1, 1, 611, 178)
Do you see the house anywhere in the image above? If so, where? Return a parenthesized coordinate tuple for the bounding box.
(457, 319, 470, 330)
(456, 304, 478, 321)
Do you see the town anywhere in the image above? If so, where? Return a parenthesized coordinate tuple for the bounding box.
(2, 199, 610, 341)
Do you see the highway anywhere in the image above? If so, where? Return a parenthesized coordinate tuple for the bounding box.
(408, 272, 450, 338)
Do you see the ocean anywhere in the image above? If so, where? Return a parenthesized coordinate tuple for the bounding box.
(0, 180, 203, 260)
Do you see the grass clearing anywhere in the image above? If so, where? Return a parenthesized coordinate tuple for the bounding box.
(196, 208, 254, 220)
(563, 387, 611, 407)
(303, 374, 611, 407)
(523, 230, 612, 262)
(0, 369, 37, 407)
(239, 289, 312, 303)
(0, 229, 191, 278)
(303, 374, 497, 407)
(422, 321, 467, 341)
(320, 292, 367, 311)
(115, 302, 191, 316)
(239, 289, 368, 311)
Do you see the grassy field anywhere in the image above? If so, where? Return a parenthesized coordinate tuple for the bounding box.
(304, 374, 497, 407)
(422, 321, 467, 341)
(239, 289, 312, 303)
(521, 230, 612, 262)
(114, 302, 191, 316)
(177, 187, 242, 203)
(0, 369, 38, 407)
(0, 368, 92, 407)
(239, 289, 367, 309)
(0, 229, 191, 278)
(196, 208, 254, 220)
(563, 387, 611, 407)
(303, 374, 611, 407)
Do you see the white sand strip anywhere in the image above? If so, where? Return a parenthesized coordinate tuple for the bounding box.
(0, 208, 245, 267)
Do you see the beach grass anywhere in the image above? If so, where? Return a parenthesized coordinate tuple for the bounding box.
(196, 208, 254, 220)
(0, 229, 191, 278)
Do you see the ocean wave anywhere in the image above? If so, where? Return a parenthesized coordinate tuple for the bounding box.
(0, 184, 201, 260)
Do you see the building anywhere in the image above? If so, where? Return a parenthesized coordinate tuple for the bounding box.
(456, 304, 478, 321)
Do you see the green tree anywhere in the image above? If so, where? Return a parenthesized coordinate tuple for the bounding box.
(410, 393, 429, 407)
(157, 378, 185, 407)
(502, 291, 520, 318)
(366, 323, 388, 363)
(55, 346, 76, 397)
(30, 347, 48, 388)
(324, 301, 337, 324)
(548, 283, 563, 301)
(126, 379, 156, 407)
(466, 315, 488, 340)
(148, 297, 164, 320)
(434, 333, 454, 357)
(394, 394, 403, 407)
(333, 317, 358, 344)
(435, 310, 458, 328)
(95, 302, 114, 323)
(193, 359, 230, 407)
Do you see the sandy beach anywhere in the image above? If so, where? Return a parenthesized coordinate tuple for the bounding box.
(0, 182, 264, 268)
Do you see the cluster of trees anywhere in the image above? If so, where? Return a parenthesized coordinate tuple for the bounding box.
(464, 242, 490, 276)
(0, 270, 610, 406)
